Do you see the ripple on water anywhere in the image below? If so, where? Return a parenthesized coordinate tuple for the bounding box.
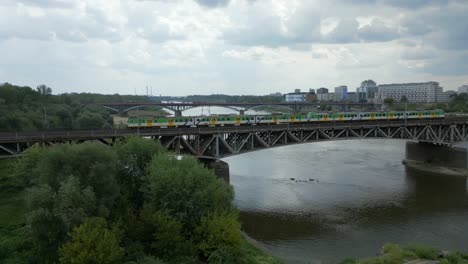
(224, 139, 468, 263)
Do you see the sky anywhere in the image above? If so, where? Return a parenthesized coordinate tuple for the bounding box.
(0, 0, 467, 96)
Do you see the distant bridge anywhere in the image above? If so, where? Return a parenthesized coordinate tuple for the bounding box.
(0, 118, 467, 158)
(99, 102, 381, 116)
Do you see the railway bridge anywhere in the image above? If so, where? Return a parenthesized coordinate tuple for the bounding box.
(0, 118, 467, 159)
(99, 102, 381, 116)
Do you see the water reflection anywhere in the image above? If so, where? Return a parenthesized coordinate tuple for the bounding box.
(224, 140, 468, 263)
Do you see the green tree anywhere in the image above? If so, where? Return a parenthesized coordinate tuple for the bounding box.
(142, 154, 234, 235)
(36, 84, 52, 95)
(21, 143, 120, 262)
(400, 95, 408, 103)
(59, 217, 123, 264)
(384, 98, 395, 106)
(195, 210, 242, 260)
(114, 137, 164, 211)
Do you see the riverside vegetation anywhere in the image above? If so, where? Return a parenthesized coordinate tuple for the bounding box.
(0, 137, 281, 264)
(340, 244, 468, 264)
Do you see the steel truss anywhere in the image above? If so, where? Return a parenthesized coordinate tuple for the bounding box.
(0, 119, 467, 158)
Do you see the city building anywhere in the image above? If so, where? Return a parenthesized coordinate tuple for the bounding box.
(459, 85, 468, 94)
(437, 90, 457, 102)
(317, 92, 335, 102)
(317, 87, 328, 94)
(347, 92, 357, 102)
(306, 89, 317, 102)
(334, 86, 348, 101)
(376, 82, 442, 103)
(285, 92, 307, 102)
(357, 80, 378, 102)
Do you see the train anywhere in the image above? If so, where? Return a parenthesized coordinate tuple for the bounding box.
(127, 109, 445, 128)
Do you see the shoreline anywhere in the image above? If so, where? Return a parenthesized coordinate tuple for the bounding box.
(402, 159, 468, 177)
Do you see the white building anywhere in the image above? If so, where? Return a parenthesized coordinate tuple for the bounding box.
(334, 86, 348, 101)
(317, 92, 335, 102)
(376, 82, 442, 103)
(459, 85, 468, 94)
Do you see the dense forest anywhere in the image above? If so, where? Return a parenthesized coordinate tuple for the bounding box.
(0, 137, 280, 263)
(0, 83, 153, 131)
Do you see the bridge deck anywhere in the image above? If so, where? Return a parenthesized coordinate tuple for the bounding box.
(0, 118, 467, 157)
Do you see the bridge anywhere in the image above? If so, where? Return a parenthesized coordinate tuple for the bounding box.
(0, 118, 467, 158)
(99, 102, 381, 116)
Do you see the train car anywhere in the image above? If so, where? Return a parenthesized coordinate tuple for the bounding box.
(127, 110, 445, 128)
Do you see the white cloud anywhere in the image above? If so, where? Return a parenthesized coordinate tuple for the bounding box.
(0, 0, 467, 95)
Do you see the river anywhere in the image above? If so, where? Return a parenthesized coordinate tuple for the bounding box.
(223, 139, 468, 263)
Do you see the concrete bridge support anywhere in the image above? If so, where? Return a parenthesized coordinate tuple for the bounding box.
(239, 110, 245, 115)
(174, 110, 182, 117)
(404, 141, 468, 175)
(197, 157, 230, 184)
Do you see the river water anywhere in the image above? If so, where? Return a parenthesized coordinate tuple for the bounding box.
(223, 139, 468, 264)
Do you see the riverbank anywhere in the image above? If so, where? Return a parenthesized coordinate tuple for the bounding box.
(403, 159, 468, 177)
(339, 243, 468, 264)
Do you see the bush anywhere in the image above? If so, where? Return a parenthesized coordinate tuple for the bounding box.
(59, 217, 123, 264)
(195, 210, 242, 259)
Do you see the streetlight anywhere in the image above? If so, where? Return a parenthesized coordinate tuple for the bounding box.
(39, 104, 48, 130)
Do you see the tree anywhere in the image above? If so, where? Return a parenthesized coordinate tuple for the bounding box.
(400, 95, 408, 103)
(114, 137, 164, 211)
(142, 154, 234, 235)
(195, 210, 242, 260)
(59, 217, 123, 264)
(36, 84, 52, 95)
(21, 143, 120, 262)
(384, 98, 395, 107)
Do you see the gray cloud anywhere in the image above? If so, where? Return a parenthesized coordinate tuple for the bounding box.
(358, 19, 399, 42)
(337, 0, 450, 9)
(194, 0, 230, 8)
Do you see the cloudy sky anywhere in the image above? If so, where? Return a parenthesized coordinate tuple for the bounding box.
(1, 0, 467, 95)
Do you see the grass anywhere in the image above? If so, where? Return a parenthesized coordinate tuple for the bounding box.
(339, 244, 468, 264)
(240, 237, 283, 264)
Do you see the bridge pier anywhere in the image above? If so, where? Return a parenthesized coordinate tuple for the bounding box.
(197, 157, 230, 184)
(403, 141, 468, 176)
(174, 110, 182, 117)
(239, 110, 245, 115)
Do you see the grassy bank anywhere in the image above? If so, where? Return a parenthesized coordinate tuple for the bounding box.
(340, 244, 468, 264)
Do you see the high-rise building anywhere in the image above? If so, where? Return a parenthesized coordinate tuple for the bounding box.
(459, 85, 468, 94)
(357, 80, 378, 102)
(376, 82, 442, 103)
(317, 87, 329, 94)
(334, 86, 348, 101)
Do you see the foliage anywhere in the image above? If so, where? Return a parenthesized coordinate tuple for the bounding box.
(338, 244, 468, 264)
(22, 143, 120, 260)
(195, 210, 242, 259)
(182, 94, 283, 103)
(143, 154, 234, 234)
(59, 217, 124, 264)
(36, 84, 52, 95)
(114, 137, 165, 211)
(435, 93, 468, 113)
(3, 137, 280, 263)
(383, 98, 395, 106)
(0, 83, 153, 131)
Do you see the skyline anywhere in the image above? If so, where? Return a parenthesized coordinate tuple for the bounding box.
(0, 0, 467, 95)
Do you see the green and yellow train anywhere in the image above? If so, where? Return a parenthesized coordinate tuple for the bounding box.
(127, 110, 445, 128)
